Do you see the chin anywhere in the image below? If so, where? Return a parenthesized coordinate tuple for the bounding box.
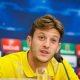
(39, 59, 49, 63)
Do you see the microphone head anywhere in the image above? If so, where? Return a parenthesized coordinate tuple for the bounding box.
(54, 53, 63, 63)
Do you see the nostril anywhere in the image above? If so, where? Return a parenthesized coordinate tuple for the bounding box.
(43, 44, 50, 49)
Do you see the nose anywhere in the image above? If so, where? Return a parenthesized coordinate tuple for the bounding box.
(43, 39, 50, 49)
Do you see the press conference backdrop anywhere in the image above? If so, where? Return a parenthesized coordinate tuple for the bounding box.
(0, 38, 80, 78)
(0, 0, 80, 78)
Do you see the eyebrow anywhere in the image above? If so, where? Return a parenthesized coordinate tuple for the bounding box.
(51, 36, 60, 41)
(52, 35, 59, 38)
(38, 32, 59, 38)
(38, 32, 45, 35)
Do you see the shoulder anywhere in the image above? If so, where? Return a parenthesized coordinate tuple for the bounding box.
(0, 51, 27, 70)
(0, 51, 29, 66)
(51, 57, 75, 74)
(51, 57, 79, 79)
(51, 56, 73, 68)
(0, 51, 25, 61)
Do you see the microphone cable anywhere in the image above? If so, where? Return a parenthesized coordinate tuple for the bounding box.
(54, 53, 70, 80)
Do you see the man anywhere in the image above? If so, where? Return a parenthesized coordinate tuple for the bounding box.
(0, 15, 79, 80)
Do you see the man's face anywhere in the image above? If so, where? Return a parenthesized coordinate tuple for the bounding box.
(27, 28, 61, 63)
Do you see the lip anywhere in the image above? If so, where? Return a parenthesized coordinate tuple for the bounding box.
(40, 50, 49, 56)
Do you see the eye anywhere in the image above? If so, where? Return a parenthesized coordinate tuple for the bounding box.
(51, 39, 57, 43)
(38, 36, 45, 41)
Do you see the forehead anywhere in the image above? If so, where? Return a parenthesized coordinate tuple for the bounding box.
(34, 28, 60, 38)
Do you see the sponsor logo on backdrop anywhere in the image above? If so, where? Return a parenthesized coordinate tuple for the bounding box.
(76, 44, 80, 56)
(61, 55, 77, 68)
(2, 38, 21, 51)
(22, 40, 30, 51)
(60, 43, 75, 55)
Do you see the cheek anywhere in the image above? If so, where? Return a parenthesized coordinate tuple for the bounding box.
(51, 44, 59, 51)
(32, 40, 41, 50)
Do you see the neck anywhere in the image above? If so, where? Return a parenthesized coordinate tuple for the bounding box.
(27, 50, 48, 72)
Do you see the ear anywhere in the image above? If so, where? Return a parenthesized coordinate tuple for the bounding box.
(56, 43, 61, 53)
(26, 35, 32, 47)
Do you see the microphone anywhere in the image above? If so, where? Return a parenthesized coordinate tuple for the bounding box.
(54, 53, 63, 63)
(54, 53, 70, 80)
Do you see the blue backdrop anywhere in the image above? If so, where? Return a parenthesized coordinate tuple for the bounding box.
(0, 0, 80, 43)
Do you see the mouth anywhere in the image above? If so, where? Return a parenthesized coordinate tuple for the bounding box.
(40, 50, 49, 56)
